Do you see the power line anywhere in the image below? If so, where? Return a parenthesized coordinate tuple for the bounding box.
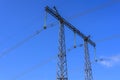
(0, 0, 119, 58)
(10, 48, 74, 80)
(68, 0, 120, 19)
(46, 0, 120, 28)
(68, 34, 120, 52)
(1, 0, 120, 79)
(11, 55, 57, 80)
(96, 34, 120, 43)
(0, 20, 59, 58)
(0, 28, 42, 58)
(9, 33, 120, 80)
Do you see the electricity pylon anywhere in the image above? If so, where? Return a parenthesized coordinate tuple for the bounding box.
(45, 6, 96, 80)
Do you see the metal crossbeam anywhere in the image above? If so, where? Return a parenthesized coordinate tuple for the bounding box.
(45, 6, 96, 47)
(45, 6, 96, 80)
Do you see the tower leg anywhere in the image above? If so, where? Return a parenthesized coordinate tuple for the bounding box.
(57, 21, 68, 80)
(84, 39, 93, 80)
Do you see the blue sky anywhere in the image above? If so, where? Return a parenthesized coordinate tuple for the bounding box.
(0, 0, 120, 80)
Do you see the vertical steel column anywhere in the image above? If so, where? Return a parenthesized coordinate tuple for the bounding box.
(84, 38, 93, 80)
(57, 21, 68, 80)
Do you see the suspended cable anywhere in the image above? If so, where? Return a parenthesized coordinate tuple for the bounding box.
(1, 0, 119, 58)
(96, 34, 120, 43)
(0, 25, 55, 58)
(68, 44, 83, 52)
(45, 0, 120, 29)
(11, 55, 57, 80)
(68, 34, 120, 64)
(68, 34, 120, 51)
(2, 0, 120, 79)
(69, 0, 120, 19)
(10, 33, 120, 80)
(10, 50, 74, 80)
(0, 28, 43, 58)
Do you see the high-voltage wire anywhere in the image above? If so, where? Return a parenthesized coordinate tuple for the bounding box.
(9, 33, 120, 80)
(0, 0, 119, 58)
(49, 0, 120, 30)
(10, 41, 89, 80)
(0, 28, 43, 58)
(45, 0, 120, 28)
(69, 34, 120, 51)
(0, 25, 55, 58)
(96, 34, 120, 43)
(68, 0, 120, 19)
(1, 0, 120, 79)
(10, 55, 57, 80)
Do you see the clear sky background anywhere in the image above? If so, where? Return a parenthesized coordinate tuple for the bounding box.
(0, 0, 120, 80)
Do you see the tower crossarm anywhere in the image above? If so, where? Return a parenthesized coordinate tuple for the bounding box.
(45, 6, 96, 47)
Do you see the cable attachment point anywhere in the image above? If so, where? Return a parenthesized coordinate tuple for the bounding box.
(43, 11, 47, 30)
(74, 32, 77, 48)
(94, 47, 98, 62)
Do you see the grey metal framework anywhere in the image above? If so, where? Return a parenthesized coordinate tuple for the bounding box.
(57, 22, 68, 80)
(45, 6, 96, 80)
(84, 38, 93, 80)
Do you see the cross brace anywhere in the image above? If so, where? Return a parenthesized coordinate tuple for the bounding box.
(45, 6, 96, 47)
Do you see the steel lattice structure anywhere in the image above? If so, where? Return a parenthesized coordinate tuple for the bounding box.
(84, 38, 93, 80)
(57, 22, 68, 80)
(45, 6, 96, 80)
